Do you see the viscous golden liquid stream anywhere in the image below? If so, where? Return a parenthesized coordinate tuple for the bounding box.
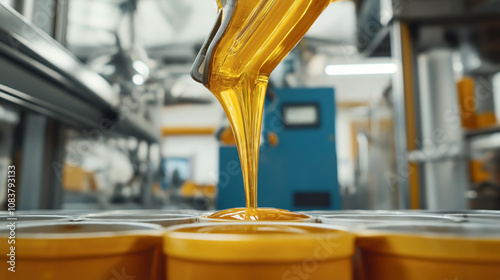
(206, 0, 333, 220)
(212, 74, 268, 209)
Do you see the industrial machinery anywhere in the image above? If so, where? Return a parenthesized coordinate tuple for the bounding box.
(355, 0, 500, 210)
(0, 2, 161, 210)
(217, 88, 340, 211)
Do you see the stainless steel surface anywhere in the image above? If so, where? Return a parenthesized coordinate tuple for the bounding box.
(0, 57, 110, 129)
(467, 126, 500, 139)
(320, 213, 463, 222)
(364, 222, 500, 237)
(0, 4, 119, 108)
(42, 119, 66, 209)
(0, 117, 15, 207)
(320, 213, 464, 229)
(392, 0, 500, 21)
(390, 21, 410, 209)
(54, 0, 69, 46)
(393, 0, 468, 20)
(140, 143, 154, 207)
(0, 4, 160, 143)
(300, 210, 407, 217)
(417, 49, 468, 210)
(0, 103, 19, 124)
(358, 0, 500, 210)
(358, 0, 500, 57)
(112, 209, 208, 215)
(408, 144, 463, 163)
(17, 114, 66, 210)
(80, 211, 196, 227)
(445, 213, 500, 223)
(474, 74, 496, 116)
(16, 209, 98, 218)
(469, 131, 500, 153)
(0, 214, 71, 225)
(398, 209, 500, 215)
(18, 114, 47, 210)
(161, 208, 215, 216)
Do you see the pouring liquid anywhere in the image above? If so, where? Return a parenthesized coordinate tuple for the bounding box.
(206, 0, 333, 221)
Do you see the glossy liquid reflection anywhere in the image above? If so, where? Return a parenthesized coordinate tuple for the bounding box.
(208, 207, 311, 221)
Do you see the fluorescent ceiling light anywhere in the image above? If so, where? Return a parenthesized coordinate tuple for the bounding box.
(325, 63, 397, 76)
(133, 60, 151, 77)
(132, 74, 145, 85)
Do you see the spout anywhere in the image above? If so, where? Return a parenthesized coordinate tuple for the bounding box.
(190, 10, 222, 84)
(190, 0, 235, 86)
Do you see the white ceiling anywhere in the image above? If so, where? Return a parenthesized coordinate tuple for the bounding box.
(67, 0, 357, 51)
(137, 0, 217, 48)
(66, 0, 386, 105)
(306, 1, 356, 44)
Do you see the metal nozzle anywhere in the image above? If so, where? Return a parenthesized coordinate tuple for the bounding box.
(190, 0, 235, 87)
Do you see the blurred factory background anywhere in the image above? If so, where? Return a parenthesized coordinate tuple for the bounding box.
(0, 0, 499, 211)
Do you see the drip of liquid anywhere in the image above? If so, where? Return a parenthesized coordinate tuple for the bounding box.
(206, 0, 333, 220)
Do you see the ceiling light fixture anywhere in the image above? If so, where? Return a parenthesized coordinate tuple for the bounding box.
(132, 74, 145, 85)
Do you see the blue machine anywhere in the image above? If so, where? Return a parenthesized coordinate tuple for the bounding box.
(217, 87, 340, 211)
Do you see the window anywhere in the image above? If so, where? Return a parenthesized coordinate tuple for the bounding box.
(282, 103, 320, 128)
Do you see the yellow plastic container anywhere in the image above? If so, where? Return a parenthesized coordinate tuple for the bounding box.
(164, 222, 355, 280)
(0, 221, 163, 280)
(356, 223, 500, 280)
(79, 210, 197, 280)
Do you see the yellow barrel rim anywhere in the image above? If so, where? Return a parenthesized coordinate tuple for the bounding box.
(1, 222, 163, 258)
(357, 223, 500, 262)
(164, 222, 354, 262)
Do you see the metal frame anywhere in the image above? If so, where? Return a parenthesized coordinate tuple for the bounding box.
(0, 2, 160, 210)
(0, 3, 159, 142)
(18, 113, 47, 210)
(54, 0, 69, 46)
(0, 4, 119, 108)
(389, 21, 410, 209)
(360, 0, 500, 209)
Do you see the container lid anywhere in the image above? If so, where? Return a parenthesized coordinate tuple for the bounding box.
(357, 223, 500, 262)
(15, 209, 99, 217)
(399, 209, 500, 215)
(0, 214, 71, 222)
(1, 222, 162, 258)
(445, 213, 500, 223)
(95, 209, 206, 215)
(300, 210, 407, 217)
(320, 214, 463, 223)
(79, 212, 196, 226)
(164, 222, 354, 262)
(319, 214, 464, 231)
